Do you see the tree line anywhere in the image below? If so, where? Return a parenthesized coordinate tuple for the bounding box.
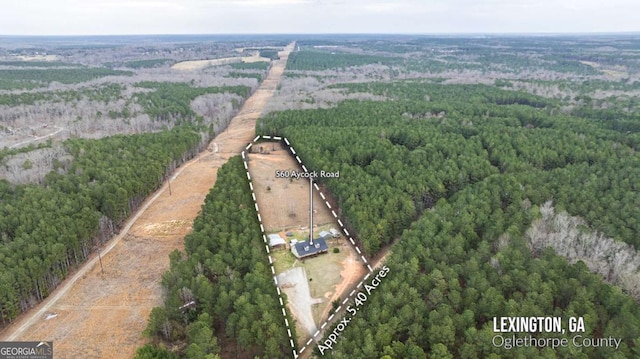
(0, 61, 77, 67)
(0, 68, 132, 90)
(134, 82, 250, 125)
(136, 157, 294, 359)
(226, 72, 263, 82)
(286, 50, 400, 71)
(258, 49, 280, 60)
(229, 62, 270, 70)
(0, 125, 205, 325)
(124, 59, 174, 69)
(0, 83, 123, 107)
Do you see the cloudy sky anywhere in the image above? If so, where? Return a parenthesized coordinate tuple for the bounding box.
(1, 0, 638, 35)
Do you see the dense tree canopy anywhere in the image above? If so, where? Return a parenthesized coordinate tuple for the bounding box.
(124, 59, 174, 69)
(257, 80, 640, 358)
(0, 125, 204, 324)
(134, 82, 250, 124)
(0, 68, 132, 90)
(0, 83, 122, 107)
(286, 50, 400, 71)
(0, 57, 257, 339)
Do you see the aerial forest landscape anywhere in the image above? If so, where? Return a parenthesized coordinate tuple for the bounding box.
(1, 3, 640, 359)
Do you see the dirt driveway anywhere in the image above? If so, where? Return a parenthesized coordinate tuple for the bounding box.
(0, 42, 295, 359)
(276, 267, 322, 337)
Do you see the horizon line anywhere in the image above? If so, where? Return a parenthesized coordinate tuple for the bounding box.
(2, 31, 640, 37)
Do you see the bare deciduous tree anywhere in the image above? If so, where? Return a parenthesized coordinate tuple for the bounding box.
(0, 144, 69, 184)
(526, 200, 640, 301)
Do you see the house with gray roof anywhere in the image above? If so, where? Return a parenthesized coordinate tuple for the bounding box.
(291, 237, 328, 259)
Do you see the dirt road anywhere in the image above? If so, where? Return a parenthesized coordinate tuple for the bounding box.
(7, 126, 65, 149)
(0, 42, 295, 359)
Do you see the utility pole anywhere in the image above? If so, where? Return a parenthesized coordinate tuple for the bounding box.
(309, 175, 314, 245)
(97, 248, 104, 275)
(167, 161, 173, 196)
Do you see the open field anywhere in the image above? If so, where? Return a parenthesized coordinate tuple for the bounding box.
(0, 42, 294, 358)
(13, 55, 60, 62)
(247, 141, 335, 232)
(171, 55, 271, 70)
(579, 60, 628, 78)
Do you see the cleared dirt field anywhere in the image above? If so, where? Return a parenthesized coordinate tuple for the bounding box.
(0, 42, 295, 359)
(247, 142, 335, 232)
(247, 141, 367, 348)
(14, 55, 60, 62)
(171, 55, 270, 70)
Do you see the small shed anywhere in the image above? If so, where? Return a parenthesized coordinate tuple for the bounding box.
(268, 233, 287, 250)
(318, 231, 332, 239)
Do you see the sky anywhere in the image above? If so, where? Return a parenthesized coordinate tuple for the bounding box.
(1, 0, 639, 35)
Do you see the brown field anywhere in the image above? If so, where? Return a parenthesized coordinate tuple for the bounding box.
(171, 55, 271, 70)
(247, 141, 335, 232)
(247, 142, 366, 348)
(13, 54, 60, 62)
(0, 42, 295, 359)
(579, 60, 628, 78)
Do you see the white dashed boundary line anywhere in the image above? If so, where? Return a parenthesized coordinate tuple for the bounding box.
(243, 135, 375, 357)
(243, 137, 298, 358)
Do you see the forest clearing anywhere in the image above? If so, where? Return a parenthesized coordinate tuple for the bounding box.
(171, 54, 271, 71)
(246, 139, 368, 352)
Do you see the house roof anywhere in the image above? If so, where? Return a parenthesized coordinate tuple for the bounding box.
(293, 237, 328, 258)
(268, 233, 286, 247)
